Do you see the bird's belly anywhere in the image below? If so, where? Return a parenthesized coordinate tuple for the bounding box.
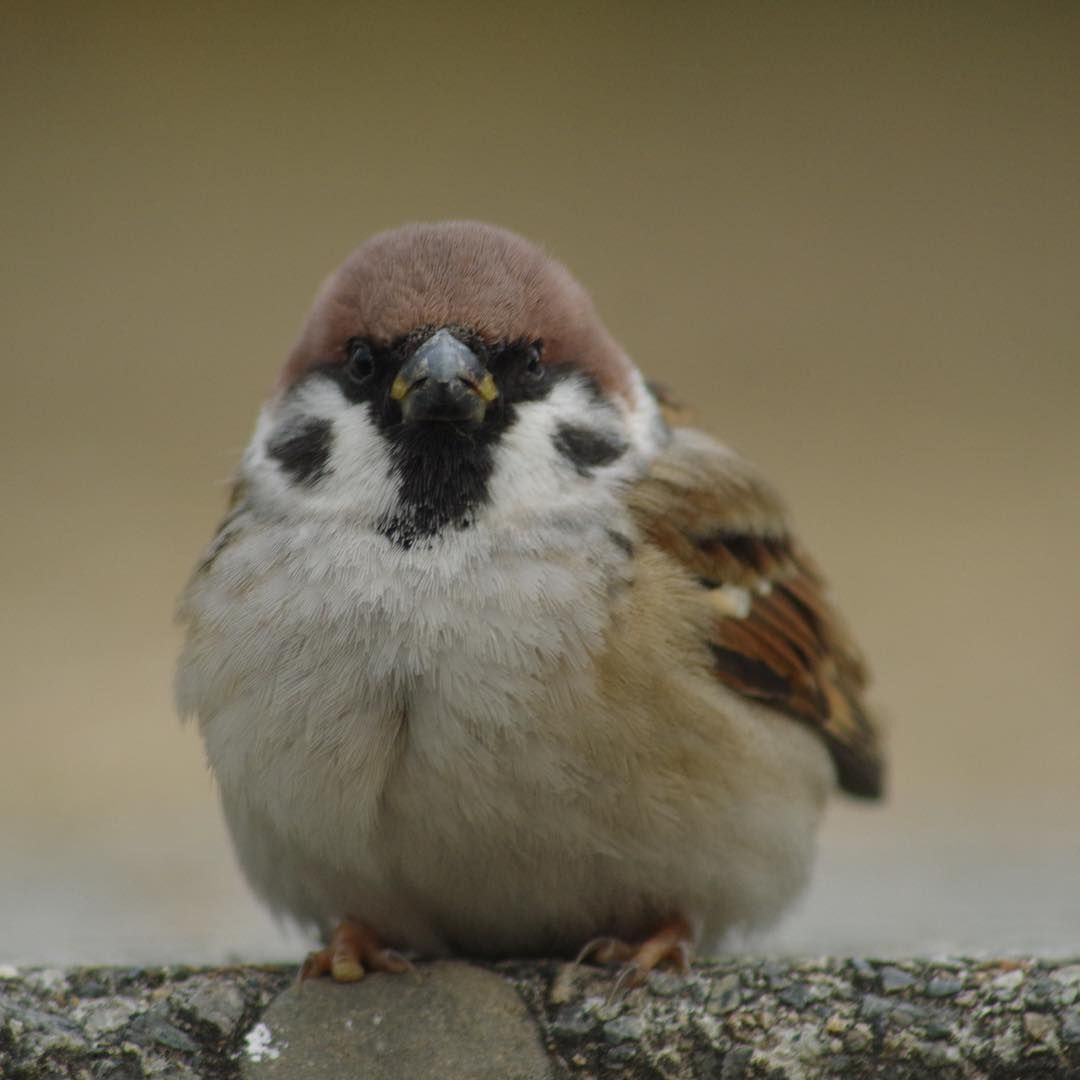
(214, 657, 830, 958)
(213, 659, 649, 956)
(372, 683, 656, 957)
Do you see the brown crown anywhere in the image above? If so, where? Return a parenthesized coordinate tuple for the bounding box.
(279, 221, 635, 401)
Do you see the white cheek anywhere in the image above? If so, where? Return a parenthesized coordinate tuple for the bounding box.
(484, 396, 566, 517)
(243, 380, 400, 527)
(484, 380, 643, 527)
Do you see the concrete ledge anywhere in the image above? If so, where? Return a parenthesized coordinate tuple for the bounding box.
(2, 957, 1078, 1078)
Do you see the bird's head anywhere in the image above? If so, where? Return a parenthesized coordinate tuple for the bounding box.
(243, 221, 667, 546)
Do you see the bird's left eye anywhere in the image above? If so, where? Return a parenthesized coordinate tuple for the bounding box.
(345, 338, 374, 383)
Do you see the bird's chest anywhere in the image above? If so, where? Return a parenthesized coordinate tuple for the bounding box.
(194, 519, 618, 835)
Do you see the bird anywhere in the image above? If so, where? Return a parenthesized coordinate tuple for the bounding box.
(176, 220, 883, 988)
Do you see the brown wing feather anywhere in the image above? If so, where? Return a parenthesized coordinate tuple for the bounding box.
(629, 430, 883, 799)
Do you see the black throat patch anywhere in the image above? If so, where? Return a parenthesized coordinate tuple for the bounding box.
(374, 421, 500, 548)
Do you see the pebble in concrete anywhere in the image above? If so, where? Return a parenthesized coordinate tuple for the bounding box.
(243, 961, 553, 1080)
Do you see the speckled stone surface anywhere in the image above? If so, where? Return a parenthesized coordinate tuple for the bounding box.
(505, 957, 1080, 1078)
(2, 957, 1079, 1078)
(0, 964, 290, 1079)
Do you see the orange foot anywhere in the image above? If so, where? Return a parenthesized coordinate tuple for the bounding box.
(576, 915, 695, 997)
(298, 919, 415, 985)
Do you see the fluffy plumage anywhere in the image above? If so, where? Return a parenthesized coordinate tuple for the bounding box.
(176, 221, 882, 976)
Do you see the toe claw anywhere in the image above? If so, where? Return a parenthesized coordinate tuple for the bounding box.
(575, 936, 631, 967)
(370, 948, 415, 976)
(575, 937, 609, 966)
(577, 916, 696, 995)
(609, 961, 645, 1002)
(297, 949, 331, 989)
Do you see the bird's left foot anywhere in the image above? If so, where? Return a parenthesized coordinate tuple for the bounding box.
(576, 915, 695, 997)
(298, 919, 414, 984)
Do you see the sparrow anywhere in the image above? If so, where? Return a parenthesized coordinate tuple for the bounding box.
(176, 221, 883, 987)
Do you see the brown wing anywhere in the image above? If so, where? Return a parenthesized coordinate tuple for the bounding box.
(628, 429, 883, 799)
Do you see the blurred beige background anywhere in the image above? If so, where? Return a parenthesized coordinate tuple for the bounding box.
(3, 2, 1078, 965)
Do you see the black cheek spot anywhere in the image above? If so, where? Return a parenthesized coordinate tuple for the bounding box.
(267, 418, 334, 486)
(552, 423, 627, 477)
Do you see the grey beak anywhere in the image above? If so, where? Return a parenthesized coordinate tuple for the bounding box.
(390, 329, 499, 424)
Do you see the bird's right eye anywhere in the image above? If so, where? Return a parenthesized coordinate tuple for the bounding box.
(345, 338, 374, 384)
(524, 341, 545, 380)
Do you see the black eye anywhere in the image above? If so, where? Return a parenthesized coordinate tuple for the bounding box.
(524, 341, 544, 380)
(345, 338, 374, 383)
